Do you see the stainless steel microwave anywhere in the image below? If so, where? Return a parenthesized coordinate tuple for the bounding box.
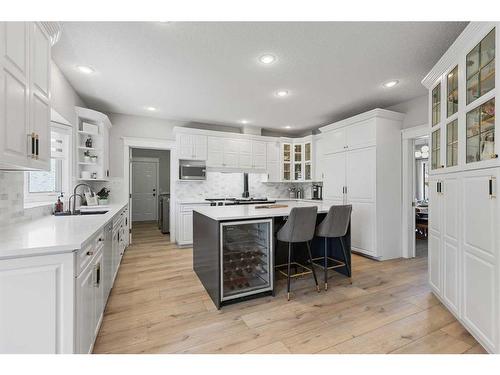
(179, 160, 206, 180)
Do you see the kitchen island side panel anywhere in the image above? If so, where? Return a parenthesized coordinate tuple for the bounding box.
(193, 211, 220, 309)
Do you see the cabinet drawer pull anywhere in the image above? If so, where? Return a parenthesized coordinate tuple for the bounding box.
(28, 133, 35, 158)
(94, 262, 101, 287)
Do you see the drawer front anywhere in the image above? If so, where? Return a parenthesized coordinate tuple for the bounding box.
(76, 229, 104, 275)
(180, 203, 209, 213)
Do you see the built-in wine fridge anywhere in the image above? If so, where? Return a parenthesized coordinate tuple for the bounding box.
(220, 219, 273, 301)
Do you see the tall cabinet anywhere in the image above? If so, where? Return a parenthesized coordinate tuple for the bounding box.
(423, 22, 499, 354)
(316, 109, 404, 260)
(0, 22, 59, 171)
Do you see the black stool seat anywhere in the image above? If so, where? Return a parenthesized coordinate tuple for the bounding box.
(314, 205, 352, 290)
(276, 206, 320, 300)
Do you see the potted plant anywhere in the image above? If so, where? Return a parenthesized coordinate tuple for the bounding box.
(83, 150, 91, 163)
(90, 155, 98, 164)
(96, 187, 110, 205)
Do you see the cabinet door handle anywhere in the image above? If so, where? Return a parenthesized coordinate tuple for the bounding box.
(86, 250, 94, 256)
(28, 133, 35, 158)
(35, 134, 39, 159)
(94, 262, 101, 287)
(489, 177, 496, 199)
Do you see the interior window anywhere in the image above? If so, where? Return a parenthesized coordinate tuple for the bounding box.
(24, 123, 72, 205)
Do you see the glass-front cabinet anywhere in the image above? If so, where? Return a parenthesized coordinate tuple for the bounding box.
(466, 29, 495, 105)
(432, 83, 441, 126)
(294, 144, 303, 180)
(447, 66, 459, 117)
(427, 26, 497, 173)
(446, 119, 458, 167)
(431, 129, 441, 170)
(304, 142, 312, 180)
(220, 219, 273, 301)
(466, 98, 496, 163)
(282, 143, 291, 181)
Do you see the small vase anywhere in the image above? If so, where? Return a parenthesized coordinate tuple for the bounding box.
(84, 156, 90, 163)
(98, 199, 108, 205)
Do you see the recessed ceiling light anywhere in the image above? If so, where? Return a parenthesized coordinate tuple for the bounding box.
(276, 90, 289, 97)
(259, 54, 276, 64)
(383, 80, 399, 88)
(77, 65, 94, 74)
(239, 119, 250, 124)
(284, 125, 292, 129)
(145, 106, 157, 111)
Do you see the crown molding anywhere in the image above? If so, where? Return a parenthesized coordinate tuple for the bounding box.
(318, 108, 404, 133)
(421, 22, 498, 89)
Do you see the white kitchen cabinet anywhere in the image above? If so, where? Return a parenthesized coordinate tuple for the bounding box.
(252, 140, 266, 169)
(0, 22, 55, 171)
(0, 252, 74, 353)
(176, 203, 210, 246)
(207, 136, 224, 167)
(318, 109, 403, 260)
(238, 139, 252, 168)
(76, 255, 97, 354)
(264, 141, 280, 182)
(178, 134, 207, 160)
(323, 152, 346, 201)
(423, 22, 500, 353)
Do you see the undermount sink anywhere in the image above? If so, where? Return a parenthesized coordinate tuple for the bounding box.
(54, 210, 109, 216)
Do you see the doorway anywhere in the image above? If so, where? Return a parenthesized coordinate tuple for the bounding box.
(413, 137, 429, 258)
(129, 148, 171, 234)
(401, 124, 429, 258)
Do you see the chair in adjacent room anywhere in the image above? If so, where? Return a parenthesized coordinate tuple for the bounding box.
(314, 204, 352, 290)
(276, 206, 320, 301)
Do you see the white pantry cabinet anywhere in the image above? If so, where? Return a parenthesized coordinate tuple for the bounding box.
(0, 22, 57, 171)
(423, 22, 500, 353)
(317, 109, 403, 260)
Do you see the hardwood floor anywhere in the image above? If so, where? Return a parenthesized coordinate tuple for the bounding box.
(92, 222, 486, 354)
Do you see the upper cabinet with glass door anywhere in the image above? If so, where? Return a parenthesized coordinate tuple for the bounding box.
(466, 29, 495, 105)
(304, 141, 312, 181)
(432, 83, 441, 127)
(447, 66, 459, 117)
(282, 143, 291, 181)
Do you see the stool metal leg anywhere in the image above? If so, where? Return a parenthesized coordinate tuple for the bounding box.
(306, 241, 320, 293)
(339, 237, 352, 284)
(324, 237, 328, 291)
(287, 242, 292, 301)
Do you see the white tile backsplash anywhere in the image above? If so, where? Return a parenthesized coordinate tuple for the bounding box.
(0, 172, 54, 226)
(174, 172, 312, 200)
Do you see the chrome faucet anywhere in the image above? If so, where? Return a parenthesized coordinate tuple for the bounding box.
(68, 183, 94, 215)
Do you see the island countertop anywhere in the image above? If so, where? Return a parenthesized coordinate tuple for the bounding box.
(193, 200, 335, 221)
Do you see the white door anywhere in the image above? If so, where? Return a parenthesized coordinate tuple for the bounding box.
(131, 160, 158, 222)
(346, 147, 376, 202)
(323, 152, 346, 201)
(76, 261, 96, 354)
(345, 120, 376, 150)
(428, 178, 442, 294)
(207, 136, 224, 167)
(0, 252, 74, 354)
(324, 128, 346, 154)
(461, 169, 498, 349)
(442, 176, 459, 313)
(0, 22, 31, 168)
(252, 140, 266, 169)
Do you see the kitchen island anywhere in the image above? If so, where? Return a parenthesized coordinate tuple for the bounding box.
(193, 201, 351, 309)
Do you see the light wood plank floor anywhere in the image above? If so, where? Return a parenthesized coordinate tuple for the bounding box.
(93, 222, 486, 354)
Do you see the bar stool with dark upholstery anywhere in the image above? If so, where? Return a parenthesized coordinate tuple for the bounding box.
(276, 206, 320, 301)
(314, 205, 352, 290)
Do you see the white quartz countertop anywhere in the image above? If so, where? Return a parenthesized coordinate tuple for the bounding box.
(193, 200, 334, 221)
(0, 202, 128, 260)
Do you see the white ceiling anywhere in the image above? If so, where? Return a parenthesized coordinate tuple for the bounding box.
(52, 22, 467, 133)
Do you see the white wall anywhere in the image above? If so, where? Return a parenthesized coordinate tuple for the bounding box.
(51, 62, 87, 126)
(385, 95, 428, 129)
